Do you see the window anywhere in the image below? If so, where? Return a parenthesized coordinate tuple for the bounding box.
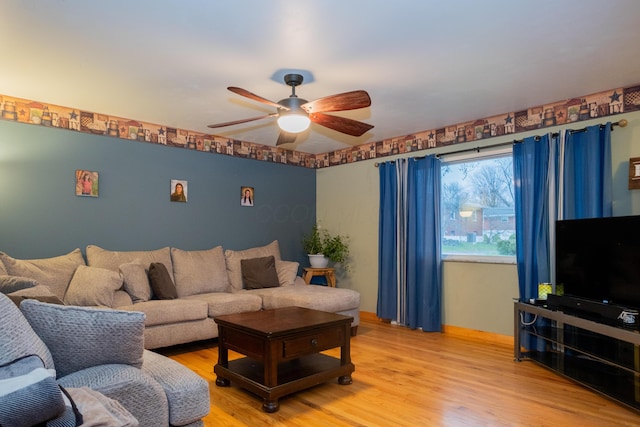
(440, 148, 515, 261)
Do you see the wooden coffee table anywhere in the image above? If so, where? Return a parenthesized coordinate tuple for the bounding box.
(213, 306, 355, 412)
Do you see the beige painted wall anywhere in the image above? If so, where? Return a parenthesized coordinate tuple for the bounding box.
(317, 110, 640, 337)
(442, 261, 518, 336)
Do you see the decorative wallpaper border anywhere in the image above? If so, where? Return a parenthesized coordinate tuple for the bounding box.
(1, 83, 639, 169)
(315, 84, 639, 168)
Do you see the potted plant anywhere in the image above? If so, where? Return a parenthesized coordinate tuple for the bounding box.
(302, 224, 350, 269)
(303, 224, 328, 267)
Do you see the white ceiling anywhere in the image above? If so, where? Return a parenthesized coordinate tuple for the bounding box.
(2, 0, 640, 154)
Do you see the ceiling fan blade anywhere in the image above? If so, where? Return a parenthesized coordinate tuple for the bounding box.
(276, 131, 297, 146)
(227, 87, 289, 110)
(207, 113, 277, 129)
(301, 90, 371, 113)
(309, 112, 374, 136)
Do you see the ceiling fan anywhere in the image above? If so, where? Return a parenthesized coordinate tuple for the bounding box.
(207, 73, 373, 146)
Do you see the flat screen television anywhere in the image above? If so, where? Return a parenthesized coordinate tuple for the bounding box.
(555, 215, 640, 310)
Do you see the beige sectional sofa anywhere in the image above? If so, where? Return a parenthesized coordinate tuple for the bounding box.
(0, 240, 360, 350)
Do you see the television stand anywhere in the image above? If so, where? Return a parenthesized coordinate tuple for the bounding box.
(514, 301, 640, 413)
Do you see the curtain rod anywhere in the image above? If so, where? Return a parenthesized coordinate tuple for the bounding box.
(374, 119, 627, 167)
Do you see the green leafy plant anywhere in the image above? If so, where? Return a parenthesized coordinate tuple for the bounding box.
(302, 224, 350, 263)
(302, 224, 324, 254)
(322, 234, 350, 264)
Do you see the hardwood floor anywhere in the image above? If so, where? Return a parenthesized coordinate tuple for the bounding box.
(159, 316, 640, 426)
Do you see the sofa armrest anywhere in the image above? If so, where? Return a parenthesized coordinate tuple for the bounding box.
(58, 364, 168, 426)
(142, 350, 210, 426)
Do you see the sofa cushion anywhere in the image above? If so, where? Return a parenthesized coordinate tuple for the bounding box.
(112, 290, 134, 307)
(63, 265, 123, 307)
(0, 275, 38, 294)
(149, 263, 178, 300)
(255, 284, 361, 313)
(241, 256, 280, 289)
(119, 262, 151, 303)
(276, 260, 299, 287)
(0, 249, 86, 300)
(7, 294, 65, 307)
(86, 245, 174, 282)
(118, 299, 208, 327)
(0, 354, 66, 427)
(224, 240, 281, 292)
(0, 293, 55, 371)
(171, 246, 231, 296)
(182, 292, 263, 317)
(20, 300, 145, 378)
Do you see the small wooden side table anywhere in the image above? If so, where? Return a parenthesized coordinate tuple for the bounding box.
(302, 267, 336, 287)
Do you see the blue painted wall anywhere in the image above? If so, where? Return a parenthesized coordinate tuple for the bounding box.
(0, 120, 316, 267)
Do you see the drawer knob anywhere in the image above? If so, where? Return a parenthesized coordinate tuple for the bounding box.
(311, 339, 318, 347)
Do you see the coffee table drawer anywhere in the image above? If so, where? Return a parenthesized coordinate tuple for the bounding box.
(282, 328, 345, 359)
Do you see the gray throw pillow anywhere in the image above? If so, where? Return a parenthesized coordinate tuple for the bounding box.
(0, 275, 38, 294)
(241, 256, 280, 289)
(20, 300, 145, 378)
(171, 246, 231, 296)
(149, 263, 178, 299)
(275, 260, 300, 287)
(63, 265, 123, 307)
(119, 262, 151, 303)
(0, 354, 66, 427)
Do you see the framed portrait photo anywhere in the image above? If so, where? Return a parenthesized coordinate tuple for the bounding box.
(75, 170, 99, 197)
(240, 186, 254, 206)
(170, 179, 188, 202)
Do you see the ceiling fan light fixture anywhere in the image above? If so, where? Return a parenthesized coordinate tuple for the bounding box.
(277, 113, 310, 133)
(207, 73, 373, 143)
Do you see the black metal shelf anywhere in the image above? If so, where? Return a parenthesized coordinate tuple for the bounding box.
(522, 324, 638, 373)
(515, 302, 640, 413)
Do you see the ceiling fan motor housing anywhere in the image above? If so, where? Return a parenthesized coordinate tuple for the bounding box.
(278, 96, 308, 111)
(284, 73, 304, 87)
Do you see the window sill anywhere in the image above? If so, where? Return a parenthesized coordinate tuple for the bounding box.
(442, 254, 516, 264)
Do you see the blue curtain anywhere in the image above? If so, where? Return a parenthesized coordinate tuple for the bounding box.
(377, 161, 400, 320)
(377, 156, 442, 332)
(406, 157, 442, 330)
(514, 124, 612, 350)
(514, 123, 613, 303)
(559, 124, 612, 219)
(513, 134, 552, 302)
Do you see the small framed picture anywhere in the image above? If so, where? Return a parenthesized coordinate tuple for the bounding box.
(76, 170, 99, 197)
(629, 157, 640, 190)
(170, 179, 188, 202)
(241, 186, 254, 206)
